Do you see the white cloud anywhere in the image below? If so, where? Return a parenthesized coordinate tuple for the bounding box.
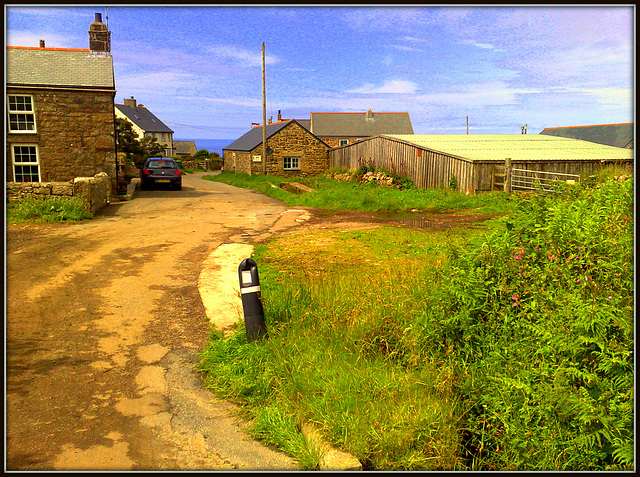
(460, 39, 495, 50)
(209, 45, 280, 67)
(346, 79, 419, 94)
(390, 44, 425, 52)
(5, 30, 74, 48)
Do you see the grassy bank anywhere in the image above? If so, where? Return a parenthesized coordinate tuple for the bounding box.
(6, 195, 93, 223)
(203, 170, 512, 214)
(198, 168, 634, 470)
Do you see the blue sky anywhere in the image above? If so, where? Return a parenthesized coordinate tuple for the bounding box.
(5, 5, 635, 140)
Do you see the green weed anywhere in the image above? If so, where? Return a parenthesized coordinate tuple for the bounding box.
(6, 195, 93, 223)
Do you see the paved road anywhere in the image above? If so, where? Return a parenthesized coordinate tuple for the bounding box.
(5, 172, 301, 471)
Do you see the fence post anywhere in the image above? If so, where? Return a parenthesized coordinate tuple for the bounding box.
(504, 157, 512, 193)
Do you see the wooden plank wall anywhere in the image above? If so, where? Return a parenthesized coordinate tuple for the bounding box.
(329, 136, 476, 192)
(329, 137, 633, 192)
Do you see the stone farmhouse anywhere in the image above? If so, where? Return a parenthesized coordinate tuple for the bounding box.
(6, 13, 117, 188)
(223, 120, 329, 177)
(114, 96, 175, 157)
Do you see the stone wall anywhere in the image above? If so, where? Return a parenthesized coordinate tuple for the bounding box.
(6, 172, 112, 215)
(6, 87, 117, 188)
(223, 122, 329, 177)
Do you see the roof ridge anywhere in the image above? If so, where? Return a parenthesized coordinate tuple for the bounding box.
(544, 123, 633, 129)
(7, 46, 91, 52)
(311, 111, 409, 115)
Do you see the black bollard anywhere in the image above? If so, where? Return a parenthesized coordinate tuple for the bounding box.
(238, 258, 268, 342)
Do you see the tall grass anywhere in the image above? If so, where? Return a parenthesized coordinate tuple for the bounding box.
(199, 169, 633, 470)
(204, 171, 512, 214)
(199, 224, 500, 470)
(6, 195, 93, 223)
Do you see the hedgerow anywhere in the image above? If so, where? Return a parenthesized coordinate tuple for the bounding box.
(428, 175, 634, 470)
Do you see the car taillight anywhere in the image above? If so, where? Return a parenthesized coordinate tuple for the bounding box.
(174, 170, 181, 176)
(142, 168, 151, 175)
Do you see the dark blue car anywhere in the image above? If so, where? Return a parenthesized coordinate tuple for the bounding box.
(140, 157, 182, 190)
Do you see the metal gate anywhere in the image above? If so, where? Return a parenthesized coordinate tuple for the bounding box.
(511, 168, 580, 192)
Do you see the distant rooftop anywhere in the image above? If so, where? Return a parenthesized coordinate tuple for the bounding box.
(540, 123, 634, 149)
(310, 110, 413, 137)
(115, 102, 173, 134)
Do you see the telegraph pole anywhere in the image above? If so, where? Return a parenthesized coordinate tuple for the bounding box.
(466, 116, 469, 134)
(261, 42, 267, 175)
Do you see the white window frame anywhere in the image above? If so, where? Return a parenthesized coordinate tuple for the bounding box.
(11, 144, 41, 182)
(252, 155, 262, 163)
(7, 94, 37, 133)
(339, 139, 349, 146)
(283, 156, 300, 171)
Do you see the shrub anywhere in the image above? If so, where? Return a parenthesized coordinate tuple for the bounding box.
(429, 175, 634, 470)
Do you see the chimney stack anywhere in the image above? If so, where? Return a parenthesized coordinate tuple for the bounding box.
(123, 96, 137, 108)
(277, 110, 282, 122)
(39, 39, 45, 48)
(89, 12, 111, 54)
(366, 109, 374, 119)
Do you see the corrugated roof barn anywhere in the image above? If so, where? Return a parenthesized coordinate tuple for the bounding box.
(329, 134, 633, 192)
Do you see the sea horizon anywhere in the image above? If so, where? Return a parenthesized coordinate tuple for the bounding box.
(174, 138, 234, 156)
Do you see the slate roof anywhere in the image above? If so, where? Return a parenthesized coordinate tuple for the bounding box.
(223, 120, 324, 151)
(174, 141, 197, 155)
(6, 46, 114, 89)
(310, 111, 413, 137)
(539, 123, 634, 149)
(115, 103, 173, 134)
(383, 134, 634, 162)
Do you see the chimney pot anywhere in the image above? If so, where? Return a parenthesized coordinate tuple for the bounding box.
(39, 39, 45, 48)
(277, 110, 282, 121)
(89, 12, 111, 53)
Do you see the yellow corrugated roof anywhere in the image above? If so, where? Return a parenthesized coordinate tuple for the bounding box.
(384, 134, 634, 162)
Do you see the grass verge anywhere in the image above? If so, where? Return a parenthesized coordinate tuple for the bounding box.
(6, 195, 93, 223)
(203, 170, 513, 214)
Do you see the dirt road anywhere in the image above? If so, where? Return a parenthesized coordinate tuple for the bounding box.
(6, 172, 495, 471)
(5, 172, 303, 471)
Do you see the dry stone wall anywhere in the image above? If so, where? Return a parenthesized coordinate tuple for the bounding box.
(6, 172, 112, 215)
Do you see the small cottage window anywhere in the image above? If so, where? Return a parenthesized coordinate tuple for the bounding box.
(11, 144, 40, 182)
(7, 95, 37, 133)
(339, 139, 349, 146)
(283, 156, 300, 171)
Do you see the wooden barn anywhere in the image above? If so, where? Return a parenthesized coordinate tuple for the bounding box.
(329, 134, 634, 193)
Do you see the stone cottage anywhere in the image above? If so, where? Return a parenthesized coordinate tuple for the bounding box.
(5, 13, 117, 189)
(223, 120, 329, 177)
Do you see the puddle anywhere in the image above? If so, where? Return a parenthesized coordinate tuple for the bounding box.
(373, 209, 452, 229)
(314, 208, 460, 230)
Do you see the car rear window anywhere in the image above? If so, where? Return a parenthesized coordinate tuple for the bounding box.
(147, 160, 176, 169)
